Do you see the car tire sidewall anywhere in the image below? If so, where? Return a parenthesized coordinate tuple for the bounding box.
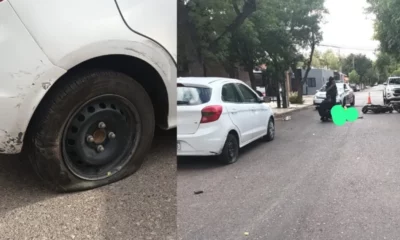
(219, 134, 239, 164)
(28, 70, 155, 192)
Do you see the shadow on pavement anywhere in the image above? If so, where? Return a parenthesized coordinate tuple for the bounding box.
(177, 138, 267, 170)
(0, 128, 177, 240)
(0, 152, 56, 216)
(101, 128, 177, 240)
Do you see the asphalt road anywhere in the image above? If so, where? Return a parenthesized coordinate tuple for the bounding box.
(178, 85, 400, 240)
(0, 128, 177, 240)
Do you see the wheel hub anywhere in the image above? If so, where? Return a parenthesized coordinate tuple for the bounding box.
(92, 129, 107, 144)
(62, 95, 140, 181)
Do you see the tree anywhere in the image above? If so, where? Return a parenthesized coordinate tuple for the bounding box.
(320, 50, 340, 70)
(341, 54, 373, 83)
(367, 0, 400, 59)
(177, 0, 257, 76)
(349, 70, 360, 84)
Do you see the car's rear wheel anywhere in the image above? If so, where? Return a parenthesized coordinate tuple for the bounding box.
(218, 133, 239, 164)
(26, 70, 155, 192)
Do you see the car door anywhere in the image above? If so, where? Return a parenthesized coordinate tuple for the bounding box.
(221, 83, 255, 145)
(235, 83, 268, 140)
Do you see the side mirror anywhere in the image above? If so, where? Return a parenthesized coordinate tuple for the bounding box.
(256, 90, 263, 97)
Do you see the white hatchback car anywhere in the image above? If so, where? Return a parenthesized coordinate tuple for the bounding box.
(177, 77, 275, 164)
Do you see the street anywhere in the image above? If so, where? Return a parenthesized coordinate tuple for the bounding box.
(0, 129, 177, 240)
(177, 85, 400, 240)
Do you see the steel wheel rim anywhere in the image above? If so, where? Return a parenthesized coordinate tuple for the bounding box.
(61, 94, 141, 181)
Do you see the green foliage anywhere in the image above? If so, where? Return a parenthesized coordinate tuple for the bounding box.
(179, 0, 327, 82)
(367, 0, 400, 59)
(348, 70, 360, 84)
(311, 49, 340, 70)
(341, 54, 373, 82)
(289, 92, 305, 104)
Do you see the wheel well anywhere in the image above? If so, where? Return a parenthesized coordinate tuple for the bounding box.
(43, 55, 169, 127)
(270, 115, 275, 123)
(228, 130, 239, 143)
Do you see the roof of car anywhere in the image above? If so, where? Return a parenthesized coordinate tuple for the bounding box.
(177, 77, 242, 86)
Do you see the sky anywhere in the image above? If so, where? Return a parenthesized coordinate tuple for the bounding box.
(317, 0, 379, 60)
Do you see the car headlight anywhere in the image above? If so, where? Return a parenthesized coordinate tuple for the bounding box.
(387, 88, 393, 92)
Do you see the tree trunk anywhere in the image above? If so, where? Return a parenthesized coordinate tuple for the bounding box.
(299, 32, 316, 101)
(247, 66, 257, 90)
(209, 0, 257, 51)
(202, 62, 207, 77)
(276, 81, 281, 108)
(281, 72, 288, 108)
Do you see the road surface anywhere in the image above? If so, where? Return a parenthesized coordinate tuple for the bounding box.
(178, 85, 400, 240)
(0, 129, 177, 240)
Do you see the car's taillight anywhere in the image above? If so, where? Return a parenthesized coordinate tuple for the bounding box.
(200, 105, 223, 124)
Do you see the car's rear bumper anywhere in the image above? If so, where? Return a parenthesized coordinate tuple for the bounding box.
(177, 121, 228, 156)
(0, 2, 66, 154)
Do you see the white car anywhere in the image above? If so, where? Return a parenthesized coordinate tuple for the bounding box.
(383, 77, 400, 104)
(1, 0, 176, 192)
(177, 77, 275, 164)
(313, 83, 355, 108)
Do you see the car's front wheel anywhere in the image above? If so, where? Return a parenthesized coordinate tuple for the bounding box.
(261, 118, 275, 142)
(26, 70, 155, 192)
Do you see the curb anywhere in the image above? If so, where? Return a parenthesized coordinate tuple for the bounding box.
(273, 105, 314, 118)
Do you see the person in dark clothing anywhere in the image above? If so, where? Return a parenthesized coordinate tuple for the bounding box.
(325, 77, 337, 103)
(318, 77, 338, 121)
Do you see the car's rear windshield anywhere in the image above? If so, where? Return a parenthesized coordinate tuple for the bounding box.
(389, 78, 400, 85)
(177, 86, 212, 105)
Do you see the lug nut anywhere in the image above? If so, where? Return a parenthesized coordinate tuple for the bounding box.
(98, 122, 106, 129)
(108, 132, 116, 139)
(86, 135, 94, 143)
(97, 145, 105, 153)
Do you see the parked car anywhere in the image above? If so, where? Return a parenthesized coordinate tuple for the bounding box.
(383, 77, 400, 104)
(0, 0, 176, 192)
(313, 83, 355, 108)
(349, 83, 361, 92)
(177, 77, 275, 164)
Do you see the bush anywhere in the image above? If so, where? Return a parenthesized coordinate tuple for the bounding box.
(289, 92, 304, 104)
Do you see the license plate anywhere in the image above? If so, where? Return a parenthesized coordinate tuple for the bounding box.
(177, 142, 181, 151)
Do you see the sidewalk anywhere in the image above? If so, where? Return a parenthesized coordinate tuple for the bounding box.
(266, 95, 314, 117)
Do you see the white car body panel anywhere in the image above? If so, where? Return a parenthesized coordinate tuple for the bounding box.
(0, 0, 176, 154)
(115, 0, 177, 62)
(177, 77, 274, 157)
